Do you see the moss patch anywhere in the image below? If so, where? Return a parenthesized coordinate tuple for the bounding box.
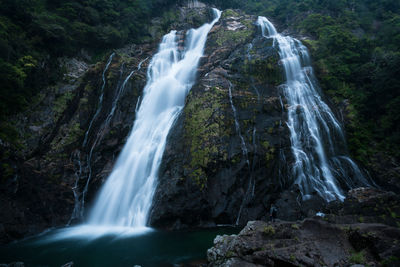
(349, 250, 366, 264)
(215, 15, 254, 47)
(53, 90, 74, 120)
(242, 55, 283, 86)
(184, 87, 230, 189)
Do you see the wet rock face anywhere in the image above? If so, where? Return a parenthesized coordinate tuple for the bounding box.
(0, 48, 153, 243)
(206, 188, 400, 267)
(323, 187, 400, 227)
(0, 263, 25, 267)
(149, 10, 293, 229)
(207, 219, 400, 267)
(0, 6, 216, 243)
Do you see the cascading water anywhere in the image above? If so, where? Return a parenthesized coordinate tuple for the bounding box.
(228, 82, 249, 166)
(68, 56, 149, 224)
(86, 9, 222, 228)
(83, 53, 115, 147)
(228, 82, 254, 225)
(187, 0, 204, 8)
(104, 57, 148, 130)
(78, 57, 149, 219)
(257, 16, 371, 201)
(246, 43, 261, 99)
(68, 53, 116, 223)
(69, 150, 83, 224)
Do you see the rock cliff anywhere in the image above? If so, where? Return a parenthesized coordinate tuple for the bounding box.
(207, 188, 400, 266)
(0, 4, 398, 247)
(0, 5, 215, 243)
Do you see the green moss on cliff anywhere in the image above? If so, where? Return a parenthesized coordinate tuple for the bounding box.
(262, 139, 275, 165)
(64, 122, 84, 146)
(53, 90, 74, 120)
(243, 55, 283, 86)
(216, 28, 253, 47)
(184, 87, 230, 188)
(222, 9, 240, 18)
(215, 14, 254, 47)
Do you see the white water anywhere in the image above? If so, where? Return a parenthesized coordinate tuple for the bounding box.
(228, 82, 249, 165)
(69, 57, 146, 223)
(104, 57, 149, 129)
(187, 0, 205, 8)
(257, 16, 371, 201)
(68, 54, 115, 223)
(85, 9, 222, 228)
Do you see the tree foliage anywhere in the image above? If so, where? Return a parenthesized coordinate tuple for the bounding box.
(0, 0, 181, 118)
(205, 0, 400, 162)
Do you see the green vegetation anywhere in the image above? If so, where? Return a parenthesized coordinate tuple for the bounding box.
(349, 250, 366, 264)
(184, 87, 230, 189)
(1, 0, 399, 170)
(0, 0, 180, 120)
(291, 223, 300, 230)
(205, 0, 400, 165)
(381, 256, 400, 266)
(215, 15, 253, 46)
(243, 55, 283, 86)
(263, 225, 276, 235)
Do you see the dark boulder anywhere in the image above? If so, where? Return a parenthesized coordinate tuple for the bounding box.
(207, 219, 400, 267)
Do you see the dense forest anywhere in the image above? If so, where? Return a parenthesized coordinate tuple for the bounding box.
(1, 0, 399, 169)
(0, 0, 179, 119)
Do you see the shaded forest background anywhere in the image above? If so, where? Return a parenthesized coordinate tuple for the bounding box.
(0, 0, 399, 169)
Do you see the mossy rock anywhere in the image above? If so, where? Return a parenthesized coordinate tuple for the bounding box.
(183, 87, 231, 188)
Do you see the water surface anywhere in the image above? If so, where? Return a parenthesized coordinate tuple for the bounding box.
(0, 227, 237, 267)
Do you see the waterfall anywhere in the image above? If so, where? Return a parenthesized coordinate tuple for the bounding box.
(80, 58, 149, 218)
(257, 16, 371, 201)
(187, 0, 205, 8)
(86, 9, 222, 228)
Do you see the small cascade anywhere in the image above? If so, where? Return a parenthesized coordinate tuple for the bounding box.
(257, 16, 372, 201)
(69, 53, 114, 222)
(228, 82, 249, 165)
(251, 127, 257, 196)
(104, 57, 149, 128)
(82, 53, 115, 147)
(135, 96, 141, 113)
(246, 42, 261, 100)
(81, 61, 126, 216)
(86, 9, 222, 229)
(187, 0, 205, 8)
(229, 82, 254, 225)
(68, 150, 83, 224)
(246, 43, 253, 60)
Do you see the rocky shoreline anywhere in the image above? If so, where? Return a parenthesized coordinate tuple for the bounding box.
(1, 189, 399, 267)
(207, 188, 400, 267)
